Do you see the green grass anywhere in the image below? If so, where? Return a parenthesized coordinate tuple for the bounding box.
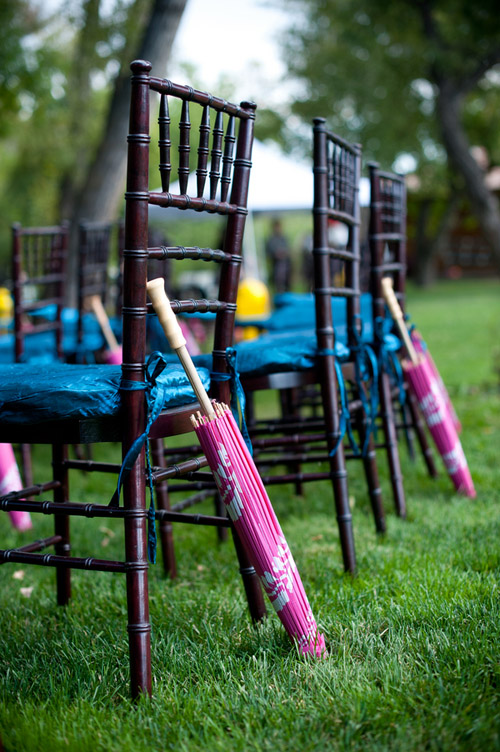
(1, 278, 500, 751)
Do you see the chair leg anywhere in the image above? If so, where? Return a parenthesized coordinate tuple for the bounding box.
(355, 406, 387, 533)
(124, 459, 152, 699)
(20, 443, 33, 488)
(379, 371, 406, 518)
(52, 443, 71, 605)
(230, 526, 267, 622)
(329, 445, 357, 573)
(214, 491, 229, 542)
(396, 401, 417, 462)
(150, 438, 177, 578)
(406, 387, 439, 478)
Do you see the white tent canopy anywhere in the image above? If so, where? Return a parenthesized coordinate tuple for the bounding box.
(149, 138, 370, 215)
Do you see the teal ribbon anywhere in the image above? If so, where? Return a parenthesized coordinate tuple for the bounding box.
(109, 350, 171, 564)
(375, 316, 406, 407)
(317, 348, 360, 457)
(210, 347, 253, 455)
(349, 315, 379, 455)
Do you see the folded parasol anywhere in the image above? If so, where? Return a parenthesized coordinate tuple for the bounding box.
(382, 277, 475, 498)
(147, 278, 326, 656)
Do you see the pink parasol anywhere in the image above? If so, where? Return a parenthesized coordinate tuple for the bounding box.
(90, 295, 123, 364)
(147, 278, 326, 656)
(411, 329, 462, 433)
(0, 443, 32, 530)
(178, 319, 202, 356)
(382, 278, 475, 498)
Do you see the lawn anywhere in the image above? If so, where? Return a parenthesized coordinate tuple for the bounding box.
(1, 278, 499, 751)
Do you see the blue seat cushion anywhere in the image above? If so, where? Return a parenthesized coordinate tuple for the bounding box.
(0, 307, 123, 364)
(236, 292, 375, 345)
(231, 330, 349, 379)
(0, 362, 210, 426)
(0, 331, 61, 365)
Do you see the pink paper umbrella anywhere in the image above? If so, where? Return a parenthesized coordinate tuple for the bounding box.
(402, 357, 474, 496)
(411, 329, 461, 433)
(193, 405, 326, 655)
(0, 443, 32, 530)
(382, 278, 475, 498)
(147, 278, 326, 656)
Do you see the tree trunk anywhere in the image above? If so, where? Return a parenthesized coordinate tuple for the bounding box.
(435, 81, 500, 274)
(414, 192, 459, 286)
(66, 0, 188, 301)
(59, 0, 101, 222)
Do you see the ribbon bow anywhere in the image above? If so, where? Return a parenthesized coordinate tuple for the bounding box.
(210, 347, 253, 455)
(109, 351, 171, 563)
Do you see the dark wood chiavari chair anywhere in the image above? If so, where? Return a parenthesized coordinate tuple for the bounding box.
(368, 163, 438, 486)
(10, 222, 69, 487)
(232, 119, 386, 575)
(0, 59, 266, 699)
(75, 220, 117, 362)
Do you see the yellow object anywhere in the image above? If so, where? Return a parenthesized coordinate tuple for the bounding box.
(236, 277, 271, 340)
(0, 287, 13, 333)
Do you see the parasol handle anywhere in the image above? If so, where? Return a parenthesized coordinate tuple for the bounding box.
(381, 277, 419, 365)
(90, 295, 119, 352)
(146, 278, 215, 419)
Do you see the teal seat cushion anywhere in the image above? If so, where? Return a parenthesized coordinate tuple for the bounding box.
(235, 292, 375, 345)
(0, 361, 210, 426)
(0, 307, 122, 364)
(0, 331, 61, 365)
(232, 330, 349, 379)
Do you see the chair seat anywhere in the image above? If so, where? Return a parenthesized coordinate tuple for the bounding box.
(235, 292, 401, 353)
(236, 292, 374, 343)
(0, 361, 210, 427)
(0, 306, 123, 364)
(232, 329, 350, 379)
(39, 305, 122, 357)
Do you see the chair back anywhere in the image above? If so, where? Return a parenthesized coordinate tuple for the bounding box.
(123, 59, 256, 443)
(312, 118, 362, 352)
(11, 222, 69, 362)
(77, 220, 114, 348)
(77, 221, 113, 303)
(368, 163, 407, 319)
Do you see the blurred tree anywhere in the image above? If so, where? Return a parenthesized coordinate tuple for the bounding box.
(0, 0, 187, 294)
(275, 0, 500, 281)
(0, 0, 73, 263)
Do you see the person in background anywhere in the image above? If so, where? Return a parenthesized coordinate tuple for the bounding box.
(265, 218, 292, 293)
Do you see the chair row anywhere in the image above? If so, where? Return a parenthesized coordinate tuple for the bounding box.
(0, 59, 438, 699)
(0, 220, 121, 366)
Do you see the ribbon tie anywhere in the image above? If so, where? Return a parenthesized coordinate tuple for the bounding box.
(349, 315, 379, 455)
(317, 348, 360, 457)
(210, 347, 253, 455)
(109, 351, 171, 563)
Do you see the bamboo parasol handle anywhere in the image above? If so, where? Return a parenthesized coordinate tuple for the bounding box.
(381, 277, 419, 365)
(90, 295, 119, 352)
(146, 278, 215, 419)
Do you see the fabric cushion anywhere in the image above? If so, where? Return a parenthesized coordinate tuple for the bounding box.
(0, 307, 123, 364)
(231, 329, 349, 379)
(235, 292, 375, 345)
(0, 361, 210, 426)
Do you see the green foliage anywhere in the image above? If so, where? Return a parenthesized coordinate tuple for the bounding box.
(0, 280, 499, 750)
(0, 0, 153, 267)
(274, 0, 500, 176)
